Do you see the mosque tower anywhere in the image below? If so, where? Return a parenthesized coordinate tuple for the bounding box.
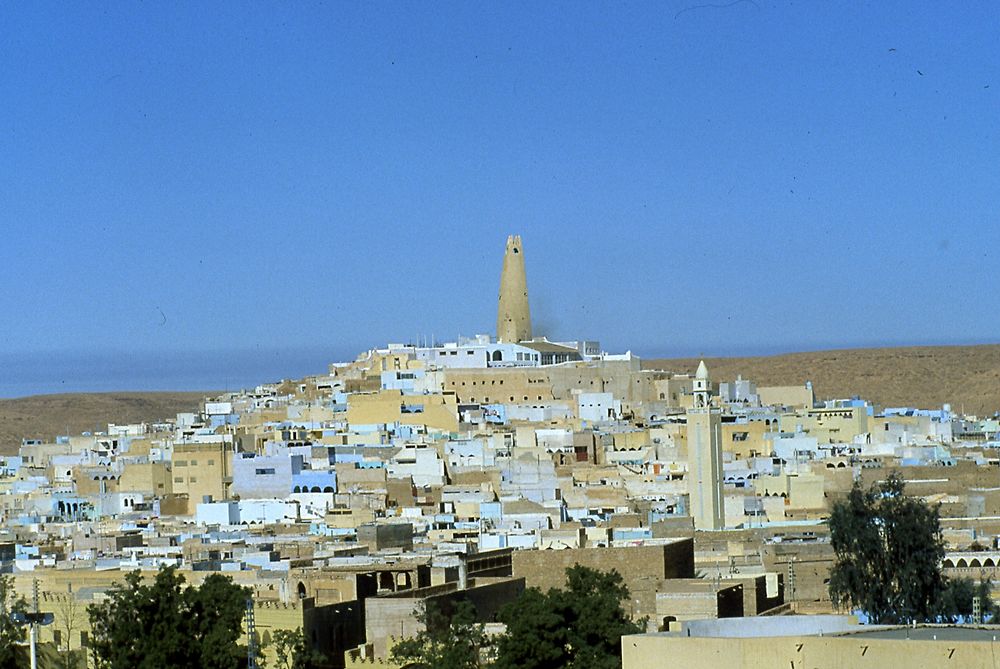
(496, 234, 532, 343)
(687, 360, 725, 530)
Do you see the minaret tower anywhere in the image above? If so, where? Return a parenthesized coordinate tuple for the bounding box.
(687, 360, 725, 530)
(496, 235, 532, 343)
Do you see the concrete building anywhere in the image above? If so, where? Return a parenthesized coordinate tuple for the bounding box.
(622, 616, 1000, 669)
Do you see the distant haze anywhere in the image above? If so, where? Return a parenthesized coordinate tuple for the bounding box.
(0, 348, 353, 398)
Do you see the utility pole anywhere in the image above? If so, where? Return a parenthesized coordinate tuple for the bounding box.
(30, 580, 38, 669)
(11, 579, 53, 669)
(245, 597, 258, 669)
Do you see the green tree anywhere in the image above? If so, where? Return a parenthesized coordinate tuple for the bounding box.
(936, 578, 999, 623)
(87, 565, 250, 669)
(390, 599, 491, 669)
(495, 565, 643, 669)
(828, 474, 947, 623)
(495, 587, 567, 669)
(0, 574, 28, 668)
(264, 628, 325, 669)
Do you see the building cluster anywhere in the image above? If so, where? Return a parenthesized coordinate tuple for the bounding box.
(3, 235, 1000, 667)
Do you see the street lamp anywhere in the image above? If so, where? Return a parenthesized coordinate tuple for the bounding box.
(10, 579, 53, 669)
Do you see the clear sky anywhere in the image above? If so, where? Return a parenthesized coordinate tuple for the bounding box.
(2, 2, 998, 392)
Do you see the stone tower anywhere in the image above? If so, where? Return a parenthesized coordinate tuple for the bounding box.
(496, 234, 532, 343)
(687, 360, 725, 530)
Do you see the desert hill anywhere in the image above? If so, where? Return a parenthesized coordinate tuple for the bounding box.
(0, 391, 214, 456)
(1, 345, 998, 458)
(644, 344, 1000, 417)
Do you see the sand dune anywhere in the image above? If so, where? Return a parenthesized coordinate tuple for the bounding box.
(0, 391, 213, 455)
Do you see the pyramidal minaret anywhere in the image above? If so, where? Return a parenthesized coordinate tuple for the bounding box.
(496, 234, 532, 343)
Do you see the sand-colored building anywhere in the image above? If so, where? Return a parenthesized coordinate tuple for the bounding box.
(170, 440, 233, 513)
(623, 616, 1000, 669)
(346, 390, 458, 433)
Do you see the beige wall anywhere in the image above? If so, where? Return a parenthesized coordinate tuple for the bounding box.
(171, 441, 232, 513)
(622, 633, 1000, 669)
(758, 384, 814, 409)
(512, 541, 695, 602)
(755, 473, 825, 510)
(653, 377, 694, 408)
(346, 390, 458, 433)
(119, 461, 173, 496)
(442, 361, 664, 406)
(722, 421, 770, 460)
(781, 407, 868, 444)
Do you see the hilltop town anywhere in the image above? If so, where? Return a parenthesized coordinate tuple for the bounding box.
(3, 236, 1000, 668)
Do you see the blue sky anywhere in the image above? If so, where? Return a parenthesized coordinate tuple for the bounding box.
(2, 2, 998, 374)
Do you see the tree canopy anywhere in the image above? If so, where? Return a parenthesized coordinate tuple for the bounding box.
(828, 473, 994, 624)
(390, 599, 491, 669)
(494, 565, 642, 669)
(390, 566, 640, 669)
(0, 574, 28, 669)
(263, 627, 326, 669)
(936, 576, 999, 623)
(87, 565, 249, 669)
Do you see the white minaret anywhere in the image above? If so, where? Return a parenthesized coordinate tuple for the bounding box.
(687, 360, 725, 530)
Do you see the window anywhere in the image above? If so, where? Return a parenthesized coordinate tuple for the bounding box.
(174, 477, 184, 483)
(255, 468, 276, 475)
(208, 459, 215, 465)
(80, 632, 89, 647)
(53, 631, 62, 646)
(189, 476, 197, 483)
(175, 461, 187, 467)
